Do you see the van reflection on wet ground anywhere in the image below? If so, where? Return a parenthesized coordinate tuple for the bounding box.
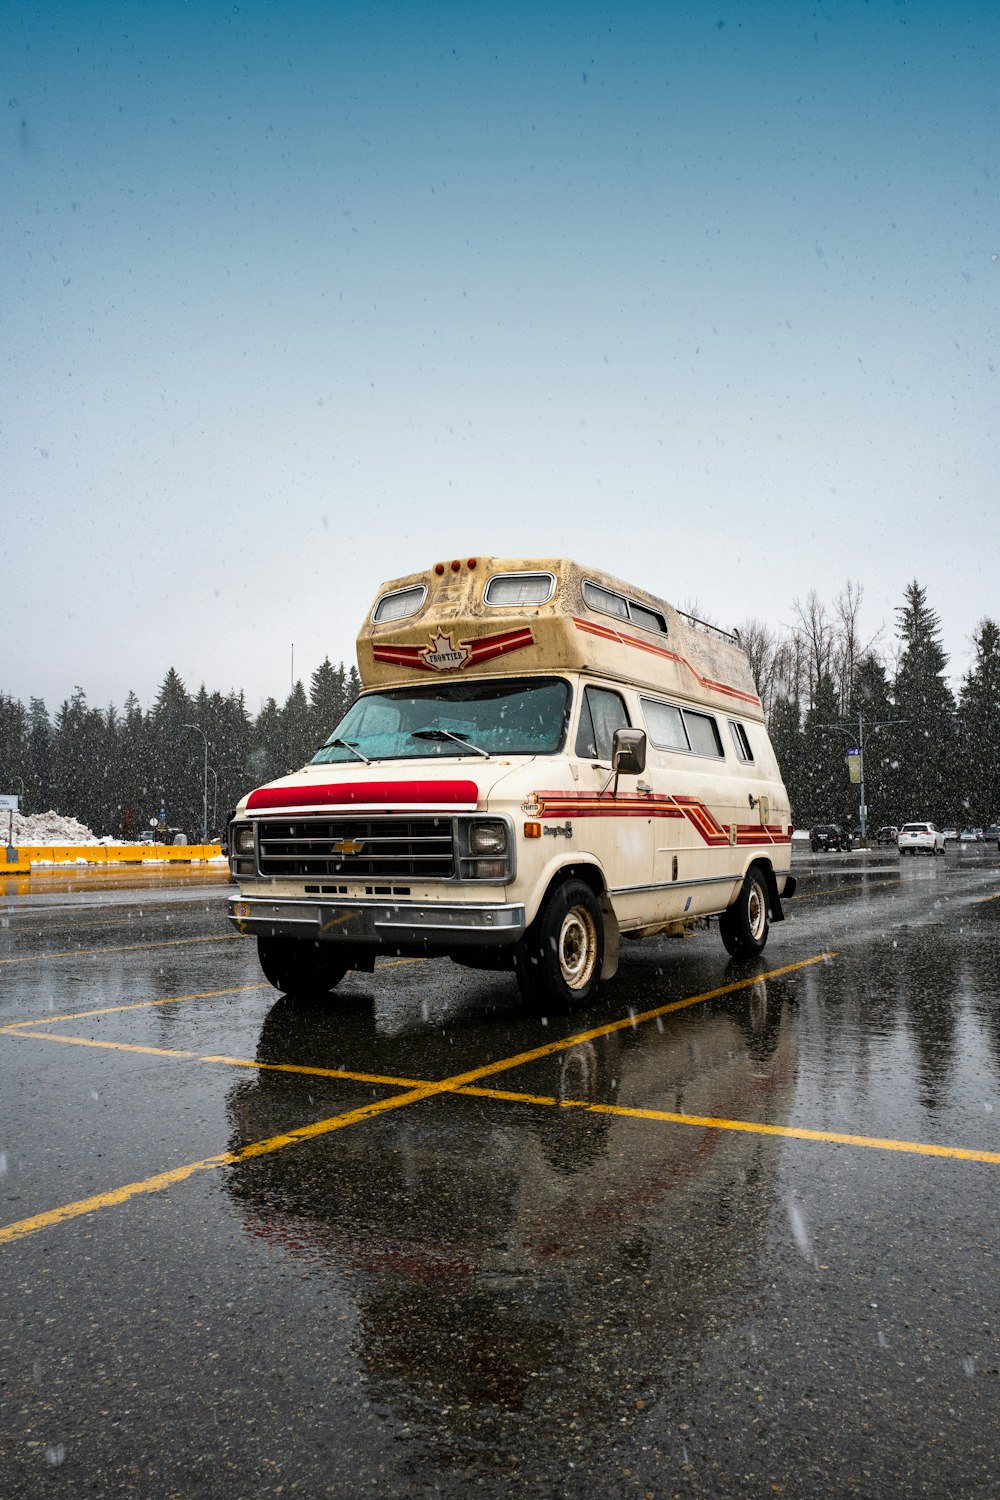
(222, 967, 799, 1473)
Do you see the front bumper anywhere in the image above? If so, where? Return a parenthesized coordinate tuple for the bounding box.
(227, 895, 526, 949)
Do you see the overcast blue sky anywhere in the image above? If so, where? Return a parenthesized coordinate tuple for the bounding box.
(5, 0, 998, 714)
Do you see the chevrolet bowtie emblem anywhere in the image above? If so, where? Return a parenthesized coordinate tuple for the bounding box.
(331, 838, 365, 856)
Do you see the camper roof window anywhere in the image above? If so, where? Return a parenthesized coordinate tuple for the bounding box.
(583, 581, 667, 635)
(373, 585, 427, 623)
(484, 571, 556, 606)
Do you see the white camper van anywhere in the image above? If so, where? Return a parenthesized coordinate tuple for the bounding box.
(228, 556, 795, 1006)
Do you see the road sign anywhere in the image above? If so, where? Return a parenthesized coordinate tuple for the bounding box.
(0, 794, 19, 811)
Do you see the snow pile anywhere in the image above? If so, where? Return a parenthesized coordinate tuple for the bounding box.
(11, 811, 103, 845)
(4, 810, 225, 858)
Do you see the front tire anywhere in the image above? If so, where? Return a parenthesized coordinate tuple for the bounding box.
(515, 878, 604, 1011)
(719, 867, 770, 958)
(257, 935, 350, 996)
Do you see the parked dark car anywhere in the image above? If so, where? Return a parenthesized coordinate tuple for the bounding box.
(810, 823, 853, 852)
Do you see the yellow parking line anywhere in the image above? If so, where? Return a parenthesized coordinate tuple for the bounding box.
(8, 1009, 995, 1170)
(201, 1055, 425, 1087)
(0, 1027, 425, 1089)
(0, 1084, 449, 1247)
(0, 954, 832, 1246)
(430, 954, 837, 1088)
(0, 934, 245, 966)
(0, 982, 267, 1031)
(1, 961, 421, 1033)
(8, 1011, 995, 1175)
(555, 1100, 1000, 1165)
(461, 1085, 561, 1107)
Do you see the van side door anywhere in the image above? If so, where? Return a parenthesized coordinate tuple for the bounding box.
(641, 695, 734, 917)
(570, 684, 655, 898)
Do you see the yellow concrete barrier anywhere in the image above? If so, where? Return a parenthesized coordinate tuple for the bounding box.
(2, 844, 223, 876)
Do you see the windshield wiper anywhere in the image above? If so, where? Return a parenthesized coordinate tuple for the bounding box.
(328, 737, 371, 765)
(410, 728, 491, 759)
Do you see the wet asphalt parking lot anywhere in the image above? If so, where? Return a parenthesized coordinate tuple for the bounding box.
(1, 847, 1000, 1499)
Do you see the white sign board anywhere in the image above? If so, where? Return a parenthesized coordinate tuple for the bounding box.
(0, 794, 19, 811)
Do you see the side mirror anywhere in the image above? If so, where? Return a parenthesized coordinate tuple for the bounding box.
(612, 727, 646, 776)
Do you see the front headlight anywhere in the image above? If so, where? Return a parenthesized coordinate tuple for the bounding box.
(469, 821, 507, 855)
(457, 818, 514, 881)
(233, 824, 255, 856)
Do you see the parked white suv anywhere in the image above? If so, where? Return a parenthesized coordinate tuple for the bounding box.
(898, 822, 946, 856)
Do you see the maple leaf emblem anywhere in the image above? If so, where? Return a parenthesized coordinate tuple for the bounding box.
(420, 632, 471, 671)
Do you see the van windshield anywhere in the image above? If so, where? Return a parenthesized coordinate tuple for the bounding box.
(311, 677, 571, 763)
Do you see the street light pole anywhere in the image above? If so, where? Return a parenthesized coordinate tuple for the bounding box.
(183, 723, 209, 843)
(856, 711, 867, 845)
(208, 766, 219, 834)
(814, 711, 908, 845)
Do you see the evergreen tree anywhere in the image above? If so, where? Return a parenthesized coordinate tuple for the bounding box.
(309, 658, 347, 746)
(768, 694, 805, 827)
(890, 582, 956, 825)
(802, 673, 852, 826)
(185, 685, 215, 839)
(249, 697, 283, 785)
(0, 693, 29, 807)
(958, 619, 1000, 826)
(280, 681, 314, 772)
(848, 654, 896, 829)
(95, 705, 124, 835)
(51, 688, 105, 829)
(119, 691, 150, 839)
(149, 668, 197, 833)
(27, 698, 53, 814)
(213, 689, 253, 827)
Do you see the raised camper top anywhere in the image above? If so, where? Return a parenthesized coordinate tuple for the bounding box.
(357, 555, 762, 720)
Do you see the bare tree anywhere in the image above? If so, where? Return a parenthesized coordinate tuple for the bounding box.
(790, 590, 835, 707)
(833, 580, 883, 713)
(773, 633, 801, 702)
(677, 598, 721, 632)
(734, 617, 780, 717)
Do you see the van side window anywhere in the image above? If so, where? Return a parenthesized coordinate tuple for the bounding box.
(728, 720, 754, 762)
(684, 710, 723, 758)
(640, 697, 688, 751)
(575, 686, 631, 761)
(641, 697, 724, 758)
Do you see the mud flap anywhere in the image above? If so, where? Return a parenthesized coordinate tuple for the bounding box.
(763, 866, 790, 922)
(600, 893, 620, 979)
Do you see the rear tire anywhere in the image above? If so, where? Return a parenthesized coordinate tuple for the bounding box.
(515, 878, 604, 1011)
(719, 867, 770, 958)
(257, 936, 350, 996)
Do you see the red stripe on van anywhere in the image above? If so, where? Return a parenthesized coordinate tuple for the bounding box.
(571, 617, 761, 707)
(246, 780, 480, 811)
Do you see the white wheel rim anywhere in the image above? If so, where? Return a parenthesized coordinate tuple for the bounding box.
(558, 906, 598, 989)
(748, 881, 766, 941)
